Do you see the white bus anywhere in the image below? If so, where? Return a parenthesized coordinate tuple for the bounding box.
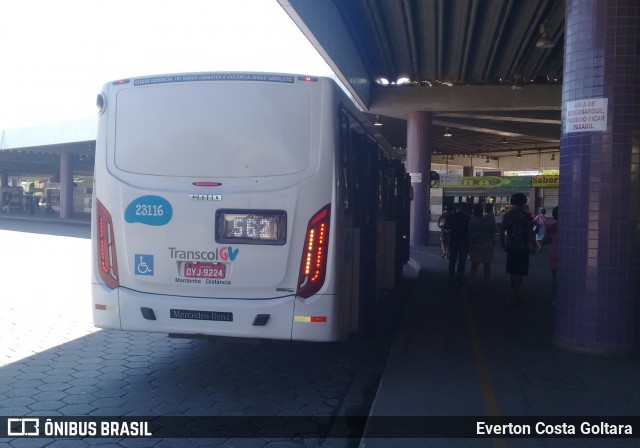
(92, 72, 410, 342)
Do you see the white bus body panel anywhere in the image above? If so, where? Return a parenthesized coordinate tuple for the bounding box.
(92, 74, 349, 341)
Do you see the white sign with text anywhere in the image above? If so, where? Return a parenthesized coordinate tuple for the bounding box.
(565, 98, 608, 133)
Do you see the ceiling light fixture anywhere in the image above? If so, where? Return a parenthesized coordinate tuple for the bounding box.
(444, 127, 452, 137)
(396, 76, 411, 85)
(485, 156, 491, 163)
(375, 77, 390, 85)
(500, 137, 508, 144)
(517, 150, 522, 158)
(536, 23, 554, 49)
(373, 115, 383, 127)
(551, 153, 556, 160)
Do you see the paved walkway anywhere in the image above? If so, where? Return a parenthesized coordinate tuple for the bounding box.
(2, 216, 638, 446)
(362, 243, 640, 447)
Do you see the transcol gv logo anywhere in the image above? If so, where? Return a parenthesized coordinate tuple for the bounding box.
(168, 246, 239, 262)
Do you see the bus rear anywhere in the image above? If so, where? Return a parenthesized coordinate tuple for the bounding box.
(92, 73, 344, 341)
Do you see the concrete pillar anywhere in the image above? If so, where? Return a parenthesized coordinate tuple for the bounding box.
(527, 188, 536, 213)
(60, 152, 74, 219)
(555, 0, 640, 354)
(405, 111, 432, 246)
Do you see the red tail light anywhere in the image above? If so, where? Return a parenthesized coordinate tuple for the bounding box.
(96, 199, 119, 289)
(297, 204, 331, 298)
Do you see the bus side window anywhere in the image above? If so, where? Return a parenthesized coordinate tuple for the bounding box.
(338, 109, 352, 215)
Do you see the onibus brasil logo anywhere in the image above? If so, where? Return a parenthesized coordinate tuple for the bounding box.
(6, 417, 152, 437)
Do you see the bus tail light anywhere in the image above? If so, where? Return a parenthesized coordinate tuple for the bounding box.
(96, 199, 119, 289)
(297, 204, 331, 298)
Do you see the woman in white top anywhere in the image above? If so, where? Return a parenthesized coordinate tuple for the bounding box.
(533, 208, 548, 252)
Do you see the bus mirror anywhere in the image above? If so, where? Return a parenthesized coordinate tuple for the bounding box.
(96, 93, 106, 114)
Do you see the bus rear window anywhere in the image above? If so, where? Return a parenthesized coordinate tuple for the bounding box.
(113, 83, 312, 177)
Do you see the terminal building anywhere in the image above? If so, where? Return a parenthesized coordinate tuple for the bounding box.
(0, 117, 96, 219)
(0, 117, 560, 222)
(1, 0, 638, 354)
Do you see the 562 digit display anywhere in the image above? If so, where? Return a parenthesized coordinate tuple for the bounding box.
(215, 209, 287, 245)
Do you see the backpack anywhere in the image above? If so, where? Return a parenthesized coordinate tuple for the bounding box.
(438, 213, 447, 229)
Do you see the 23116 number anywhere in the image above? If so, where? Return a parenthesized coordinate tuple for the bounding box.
(135, 204, 164, 216)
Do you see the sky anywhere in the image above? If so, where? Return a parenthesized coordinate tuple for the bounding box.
(0, 0, 334, 130)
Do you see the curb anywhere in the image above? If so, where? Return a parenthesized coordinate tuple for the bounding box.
(0, 214, 91, 227)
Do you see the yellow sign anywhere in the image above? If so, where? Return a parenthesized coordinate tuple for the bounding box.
(532, 175, 559, 187)
(437, 175, 559, 188)
(451, 176, 531, 188)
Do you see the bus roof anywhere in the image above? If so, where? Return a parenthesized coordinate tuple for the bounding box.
(109, 72, 326, 88)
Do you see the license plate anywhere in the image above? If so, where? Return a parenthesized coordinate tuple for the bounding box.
(183, 262, 226, 278)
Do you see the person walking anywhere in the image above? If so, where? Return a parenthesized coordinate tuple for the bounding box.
(468, 203, 497, 288)
(543, 206, 559, 302)
(484, 202, 496, 221)
(484, 202, 497, 241)
(437, 205, 452, 259)
(444, 203, 472, 285)
(533, 208, 548, 252)
(500, 193, 536, 306)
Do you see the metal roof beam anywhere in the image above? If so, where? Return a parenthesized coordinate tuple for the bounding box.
(438, 112, 560, 124)
(432, 119, 559, 142)
(277, 0, 371, 109)
(369, 85, 561, 117)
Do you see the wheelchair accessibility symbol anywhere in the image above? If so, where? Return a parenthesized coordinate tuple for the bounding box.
(135, 254, 154, 276)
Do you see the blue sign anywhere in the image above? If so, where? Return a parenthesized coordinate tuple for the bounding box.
(134, 254, 154, 276)
(125, 196, 173, 226)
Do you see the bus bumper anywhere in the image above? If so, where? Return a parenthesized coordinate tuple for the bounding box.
(93, 285, 343, 341)
(115, 287, 296, 340)
(92, 283, 122, 330)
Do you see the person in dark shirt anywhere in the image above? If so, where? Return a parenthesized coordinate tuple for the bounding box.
(500, 193, 536, 306)
(468, 203, 497, 287)
(444, 202, 472, 284)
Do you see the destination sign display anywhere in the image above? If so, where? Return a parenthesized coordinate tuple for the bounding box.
(133, 73, 295, 87)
